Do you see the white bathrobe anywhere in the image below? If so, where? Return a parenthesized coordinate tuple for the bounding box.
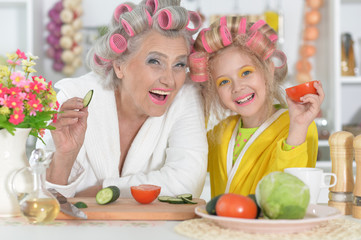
(37, 72, 208, 198)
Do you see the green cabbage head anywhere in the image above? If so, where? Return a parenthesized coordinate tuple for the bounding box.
(255, 171, 310, 219)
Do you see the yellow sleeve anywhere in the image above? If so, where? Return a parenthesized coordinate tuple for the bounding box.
(273, 121, 318, 171)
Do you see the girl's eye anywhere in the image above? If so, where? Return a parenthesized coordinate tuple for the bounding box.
(147, 58, 160, 65)
(238, 66, 255, 78)
(216, 77, 231, 87)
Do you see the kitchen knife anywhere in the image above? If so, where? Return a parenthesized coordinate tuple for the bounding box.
(48, 188, 87, 219)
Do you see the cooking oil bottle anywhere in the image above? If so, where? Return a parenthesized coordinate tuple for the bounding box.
(12, 149, 59, 224)
(264, 0, 280, 32)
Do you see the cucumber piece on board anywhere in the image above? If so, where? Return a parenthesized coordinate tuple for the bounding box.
(176, 193, 193, 200)
(96, 186, 120, 205)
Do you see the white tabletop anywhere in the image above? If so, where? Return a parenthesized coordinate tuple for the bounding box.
(1, 161, 359, 240)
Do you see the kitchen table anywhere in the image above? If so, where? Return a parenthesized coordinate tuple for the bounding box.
(1, 161, 360, 240)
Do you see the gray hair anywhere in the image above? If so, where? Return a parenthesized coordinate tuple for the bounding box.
(86, 0, 198, 90)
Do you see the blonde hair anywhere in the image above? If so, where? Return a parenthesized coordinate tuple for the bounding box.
(190, 16, 288, 122)
(87, 0, 200, 89)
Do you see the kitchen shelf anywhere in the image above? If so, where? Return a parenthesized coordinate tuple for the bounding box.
(341, 76, 361, 84)
(318, 140, 329, 147)
(0, 0, 33, 54)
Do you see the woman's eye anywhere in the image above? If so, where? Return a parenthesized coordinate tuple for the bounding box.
(147, 58, 160, 65)
(175, 62, 186, 68)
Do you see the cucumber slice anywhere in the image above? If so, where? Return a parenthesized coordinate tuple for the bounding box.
(167, 197, 186, 204)
(158, 196, 172, 202)
(96, 186, 120, 205)
(83, 89, 94, 107)
(176, 193, 192, 200)
(74, 201, 88, 208)
(181, 197, 197, 204)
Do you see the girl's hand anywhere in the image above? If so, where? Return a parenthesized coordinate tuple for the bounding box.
(286, 81, 324, 145)
(46, 97, 88, 185)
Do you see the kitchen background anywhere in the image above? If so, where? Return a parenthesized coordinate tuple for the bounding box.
(0, 0, 361, 161)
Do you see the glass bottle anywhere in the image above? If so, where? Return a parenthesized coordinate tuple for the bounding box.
(12, 149, 60, 224)
(264, 0, 280, 32)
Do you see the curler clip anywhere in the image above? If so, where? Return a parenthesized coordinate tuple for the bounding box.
(158, 9, 173, 30)
(249, 19, 266, 33)
(114, 4, 133, 23)
(270, 50, 287, 68)
(94, 54, 110, 66)
(238, 17, 247, 35)
(220, 25, 232, 47)
(145, 9, 153, 27)
(200, 28, 213, 53)
(189, 52, 209, 82)
(109, 33, 127, 54)
(186, 11, 202, 33)
(121, 19, 135, 37)
(146, 0, 159, 15)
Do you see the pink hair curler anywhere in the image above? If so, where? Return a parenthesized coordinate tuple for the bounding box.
(94, 54, 110, 66)
(200, 28, 213, 53)
(146, 0, 158, 15)
(109, 33, 127, 54)
(263, 47, 275, 60)
(121, 19, 135, 36)
(145, 9, 153, 27)
(249, 19, 266, 33)
(189, 52, 209, 82)
(186, 11, 202, 33)
(270, 50, 287, 68)
(268, 33, 278, 42)
(219, 16, 227, 26)
(220, 25, 232, 47)
(238, 17, 247, 35)
(114, 4, 133, 23)
(158, 9, 173, 30)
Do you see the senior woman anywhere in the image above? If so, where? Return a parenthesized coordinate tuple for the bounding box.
(37, 0, 207, 198)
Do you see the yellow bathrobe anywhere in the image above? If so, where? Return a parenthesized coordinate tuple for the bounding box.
(208, 109, 318, 198)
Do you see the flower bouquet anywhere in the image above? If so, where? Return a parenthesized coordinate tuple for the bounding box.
(0, 49, 59, 141)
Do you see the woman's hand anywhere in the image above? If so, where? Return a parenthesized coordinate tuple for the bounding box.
(47, 97, 89, 185)
(286, 81, 325, 146)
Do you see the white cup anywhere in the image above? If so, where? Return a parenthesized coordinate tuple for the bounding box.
(284, 167, 337, 205)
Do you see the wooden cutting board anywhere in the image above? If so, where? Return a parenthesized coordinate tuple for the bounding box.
(56, 197, 206, 220)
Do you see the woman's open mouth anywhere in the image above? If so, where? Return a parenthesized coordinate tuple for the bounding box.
(235, 93, 255, 106)
(149, 89, 171, 105)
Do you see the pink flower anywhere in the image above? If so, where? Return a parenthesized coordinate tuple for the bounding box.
(0, 84, 5, 98)
(28, 98, 43, 112)
(10, 72, 25, 86)
(30, 80, 45, 93)
(7, 59, 21, 65)
(16, 49, 27, 60)
(6, 95, 23, 109)
(39, 129, 45, 138)
(8, 87, 21, 96)
(9, 110, 25, 125)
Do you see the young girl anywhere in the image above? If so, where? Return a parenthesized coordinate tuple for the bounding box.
(189, 16, 324, 197)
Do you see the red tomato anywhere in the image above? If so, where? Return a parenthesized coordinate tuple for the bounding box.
(285, 80, 318, 102)
(130, 184, 161, 204)
(215, 193, 258, 219)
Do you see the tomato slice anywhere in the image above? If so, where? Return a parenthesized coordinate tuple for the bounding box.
(130, 184, 161, 204)
(285, 80, 318, 102)
(215, 193, 258, 219)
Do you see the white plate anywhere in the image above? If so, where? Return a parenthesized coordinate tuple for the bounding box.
(195, 204, 342, 233)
